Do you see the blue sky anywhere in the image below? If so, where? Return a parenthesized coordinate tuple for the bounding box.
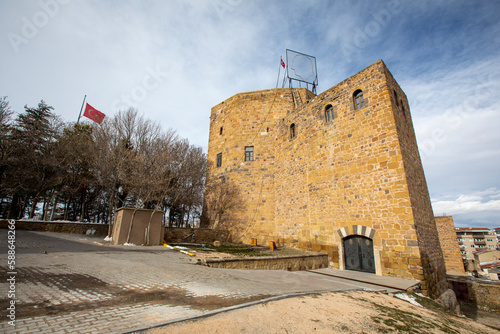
(0, 0, 499, 229)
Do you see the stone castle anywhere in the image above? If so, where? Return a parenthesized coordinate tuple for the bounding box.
(204, 60, 448, 298)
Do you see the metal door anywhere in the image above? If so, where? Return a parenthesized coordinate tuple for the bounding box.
(344, 236, 375, 273)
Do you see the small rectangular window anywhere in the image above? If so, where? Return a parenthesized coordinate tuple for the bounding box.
(245, 146, 254, 161)
(216, 153, 222, 167)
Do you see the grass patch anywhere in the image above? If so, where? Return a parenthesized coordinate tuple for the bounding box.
(362, 292, 489, 334)
(175, 242, 312, 258)
(363, 295, 462, 334)
(176, 243, 273, 257)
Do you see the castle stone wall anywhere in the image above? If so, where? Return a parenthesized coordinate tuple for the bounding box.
(207, 88, 314, 241)
(205, 60, 448, 297)
(435, 216, 465, 274)
(382, 66, 448, 297)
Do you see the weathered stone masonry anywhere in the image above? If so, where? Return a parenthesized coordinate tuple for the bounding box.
(435, 216, 466, 275)
(205, 60, 447, 298)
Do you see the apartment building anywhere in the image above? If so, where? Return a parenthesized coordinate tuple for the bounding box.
(456, 227, 497, 260)
(493, 227, 500, 247)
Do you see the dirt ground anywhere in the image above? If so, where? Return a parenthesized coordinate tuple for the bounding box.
(145, 291, 500, 334)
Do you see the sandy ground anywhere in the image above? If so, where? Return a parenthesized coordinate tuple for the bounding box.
(145, 291, 500, 334)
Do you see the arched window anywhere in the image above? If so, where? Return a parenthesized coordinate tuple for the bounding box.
(325, 104, 333, 122)
(393, 90, 399, 107)
(290, 123, 296, 139)
(216, 153, 222, 167)
(401, 102, 407, 119)
(219, 126, 223, 135)
(353, 90, 365, 110)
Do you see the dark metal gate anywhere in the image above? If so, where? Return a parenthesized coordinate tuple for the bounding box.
(344, 236, 375, 273)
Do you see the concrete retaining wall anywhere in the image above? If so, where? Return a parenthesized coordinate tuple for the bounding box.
(0, 221, 230, 245)
(0, 219, 108, 235)
(202, 253, 329, 271)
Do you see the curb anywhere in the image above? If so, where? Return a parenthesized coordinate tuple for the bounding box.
(307, 270, 421, 291)
(116, 288, 388, 334)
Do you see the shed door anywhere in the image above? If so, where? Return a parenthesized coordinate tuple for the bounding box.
(344, 236, 375, 273)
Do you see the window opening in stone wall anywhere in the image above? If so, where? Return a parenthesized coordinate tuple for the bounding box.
(245, 146, 254, 161)
(353, 90, 365, 110)
(216, 153, 222, 167)
(393, 90, 399, 107)
(220, 126, 223, 135)
(290, 123, 296, 139)
(325, 104, 333, 122)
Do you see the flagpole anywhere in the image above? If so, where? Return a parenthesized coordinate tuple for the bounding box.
(275, 57, 282, 89)
(76, 95, 87, 125)
(282, 59, 288, 88)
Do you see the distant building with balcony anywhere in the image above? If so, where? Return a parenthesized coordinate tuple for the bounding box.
(456, 227, 497, 261)
(473, 249, 500, 280)
(493, 227, 500, 249)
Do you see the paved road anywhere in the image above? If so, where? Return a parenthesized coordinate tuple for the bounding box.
(0, 229, 396, 333)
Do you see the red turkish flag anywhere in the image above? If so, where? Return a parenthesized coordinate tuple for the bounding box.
(280, 58, 285, 68)
(83, 103, 105, 124)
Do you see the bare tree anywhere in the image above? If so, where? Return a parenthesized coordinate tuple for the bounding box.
(0, 97, 13, 191)
(91, 110, 138, 235)
(0, 101, 208, 231)
(164, 139, 206, 227)
(202, 171, 241, 229)
(53, 123, 96, 221)
(91, 108, 180, 240)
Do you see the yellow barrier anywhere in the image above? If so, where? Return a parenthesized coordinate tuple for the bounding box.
(163, 242, 195, 256)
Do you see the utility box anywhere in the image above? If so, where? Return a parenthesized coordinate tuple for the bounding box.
(112, 207, 164, 245)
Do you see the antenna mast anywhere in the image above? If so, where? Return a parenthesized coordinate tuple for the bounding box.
(283, 49, 318, 94)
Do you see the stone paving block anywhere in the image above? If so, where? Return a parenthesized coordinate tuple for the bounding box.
(29, 328, 54, 333)
(0, 230, 409, 333)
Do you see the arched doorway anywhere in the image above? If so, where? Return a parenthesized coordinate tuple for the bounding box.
(343, 235, 375, 273)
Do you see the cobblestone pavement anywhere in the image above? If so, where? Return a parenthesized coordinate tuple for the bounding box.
(0, 230, 392, 333)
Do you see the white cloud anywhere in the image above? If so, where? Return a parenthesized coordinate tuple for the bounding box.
(432, 188, 500, 215)
(401, 55, 500, 209)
